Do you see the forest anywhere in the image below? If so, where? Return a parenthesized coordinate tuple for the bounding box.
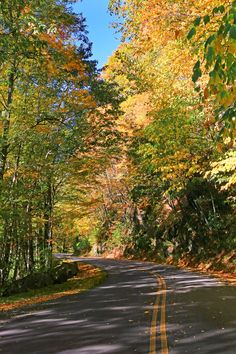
(0, 0, 235, 291)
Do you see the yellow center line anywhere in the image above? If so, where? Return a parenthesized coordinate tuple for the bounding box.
(158, 276, 169, 354)
(149, 274, 169, 354)
(149, 281, 161, 354)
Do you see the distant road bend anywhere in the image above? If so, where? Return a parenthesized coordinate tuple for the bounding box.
(0, 256, 236, 354)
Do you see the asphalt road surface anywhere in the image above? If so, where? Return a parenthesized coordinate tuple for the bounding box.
(0, 256, 236, 354)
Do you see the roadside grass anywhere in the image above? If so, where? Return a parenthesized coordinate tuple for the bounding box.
(0, 263, 107, 313)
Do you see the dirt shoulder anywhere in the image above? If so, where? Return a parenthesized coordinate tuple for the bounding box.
(167, 253, 236, 286)
(104, 248, 236, 285)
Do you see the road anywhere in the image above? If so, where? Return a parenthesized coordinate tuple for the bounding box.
(0, 257, 236, 354)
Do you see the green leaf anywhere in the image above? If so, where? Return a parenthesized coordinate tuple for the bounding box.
(187, 27, 196, 40)
(194, 17, 201, 26)
(205, 34, 215, 48)
(213, 6, 224, 14)
(224, 22, 231, 36)
(209, 70, 216, 78)
(193, 60, 201, 70)
(229, 25, 236, 39)
(206, 47, 215, 67)
(218, 5, 225, 14)
(192, 69, 202, 83)
(192, 61, 202, 83)
(218, 69, 225, 80)
(220, 90, 228, 99)
(212, 5, 225, 14)
(218, 24, 225, 35)
(204, 15, 210, 24)
(226, 53, 235, 68)
(229, 62, 236, 80)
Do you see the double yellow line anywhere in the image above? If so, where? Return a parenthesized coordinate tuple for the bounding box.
(149, 274, 169, 354)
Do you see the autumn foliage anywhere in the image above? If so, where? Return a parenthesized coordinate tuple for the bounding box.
(0, 0, 235, 292)
(0, 0, 121, 288)
(88, 0, 236, 265)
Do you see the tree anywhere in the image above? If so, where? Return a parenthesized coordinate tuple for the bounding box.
(188, 1, 236, 137)
(101, 0, 236, 261)
(0, 0, 122, 286)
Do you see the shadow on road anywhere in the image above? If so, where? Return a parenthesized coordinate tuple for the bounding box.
(0, 258, 236, 354)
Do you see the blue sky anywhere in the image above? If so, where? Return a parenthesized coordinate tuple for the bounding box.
(73, 0, 120, 68)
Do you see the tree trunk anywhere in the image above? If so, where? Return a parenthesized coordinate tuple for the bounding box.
(44, 179, 54, 267)
(0, 66, 16, 180)
(27, 203, 34, 272)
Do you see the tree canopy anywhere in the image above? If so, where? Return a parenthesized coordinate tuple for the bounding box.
(0, 1, 235, 290)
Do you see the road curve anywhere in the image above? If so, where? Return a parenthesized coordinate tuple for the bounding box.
(0, 256, 236, 354)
